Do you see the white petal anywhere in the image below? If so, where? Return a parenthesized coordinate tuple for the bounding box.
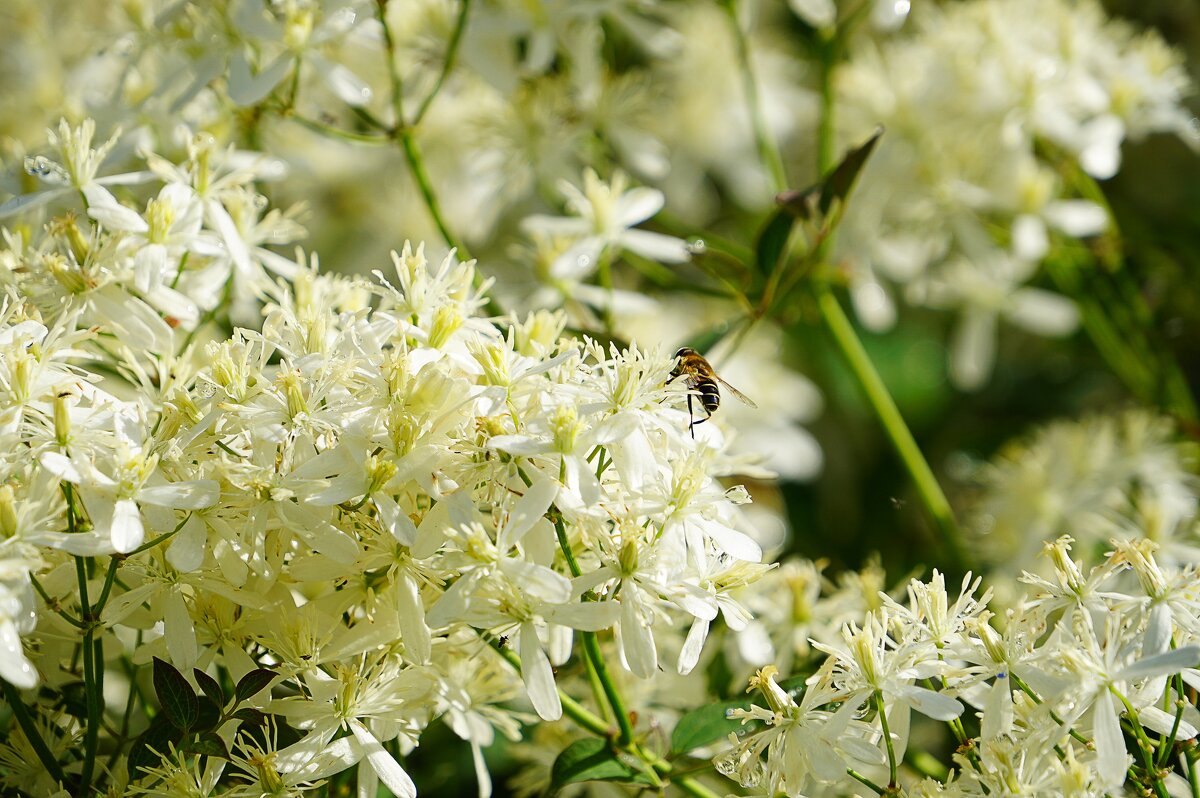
(1012, 214, 1048, 261)
(499, 558, 571, 604)
(788, 0, 837, 27)
(618, 228, 691, 264)
(39, 451, 82, 483)
(619, 590, 658, 679)
(396, 572, 431, 664)
(980, 673, 1014, 741)
(228, 52, 294, 107)
(349, 721, 417, 798)
(317, 57, 373, 107)
(520, 622, 561, 721)
(677, 618, 709, 675)
(900, 684, 964, 721)
(1043, 200, 1108, 237)
(375, 494, 417, 546)
(1118, 646, 1200, 681)
(111, 498, 145, 553)
(166, 513, 207, 572)
(1092, 689, 1130, 790)
(499, 477, 558, 551)
(164, 589, 198, 671)
(139, 480, 220, 509)
(0, 620, 37, 688)
(550, 237, 605, 281)
(1005, 289, 1078, 336)
(612, 186, 665, 227)
(949, 311, 997, 391)
(541, 601, 619, 632)
(487, 434, 550, 457)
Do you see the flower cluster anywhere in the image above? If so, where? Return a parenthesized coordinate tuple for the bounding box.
(964, 410, 1199, 580)
(835, 0, 1195, 388)
(718, 539, 1200, 798)
(0, 127, 772, 790)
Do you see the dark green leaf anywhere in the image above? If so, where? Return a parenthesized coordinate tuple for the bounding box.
(193, 696, 222, 733)
(153, 656, 199, 730)
(234, 668, 276, 703)
(670, 699, 752, 754)
(777, 127, 884, 221)
(549, 738, 657, 792)
(193, 668, 225, 707)
(233, 707, 268, 725)
(182, 731, 230, 759)
(819, 126, 884, 217)
(127, 714, 180, 775)
(755, 210, 795, 279)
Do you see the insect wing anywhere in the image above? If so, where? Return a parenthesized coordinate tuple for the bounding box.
(714, 375, 757, 408)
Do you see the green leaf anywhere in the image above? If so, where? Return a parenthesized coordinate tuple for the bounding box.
(233, 707, 268, 725)
(234, 668, 277, 703)
(819, 126, 884, 217)
(181, 731, 230, 759)
(153, 656, 199, 730)
(777, 127, 884, 222)
(127, 714, 180, 775)
(670, 699, 752, 754)
(193, 668, 225, 707)
(193, 696, 222, 733)
(755, 210, 795, 279)
(548, 738, 657, 792)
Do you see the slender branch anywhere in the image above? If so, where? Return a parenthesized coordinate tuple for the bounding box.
(1, 679, 65, 785)
(411, 0, 472, 127)
(815, 284, 968, 569)
(874, 690, 898, 789)
(848, 767, 887, 795)
(1112, 686, 1169, 798)
(723, 0, 787, 194)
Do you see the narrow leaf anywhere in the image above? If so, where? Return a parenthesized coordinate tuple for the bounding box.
(153, 656, 199, 730)
(754, 210, 794, 279)
(671, 699, 753, 754)
(818, 126, 884, 216)
(549, 738, 657, 791)
(235, 668, 277, 703)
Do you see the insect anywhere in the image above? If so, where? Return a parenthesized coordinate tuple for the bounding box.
(668, 347, 757, 437)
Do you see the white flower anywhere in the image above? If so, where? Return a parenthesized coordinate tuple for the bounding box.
(521, 168, 690, 282)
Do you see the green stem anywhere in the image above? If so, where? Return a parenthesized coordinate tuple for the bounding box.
(1157, 674, 1186, 770)
(848, 767, 888, 795)
(289, 114, 390, 144)
(552, 516, 636, 745)
(1111, 685, 1168, 798)
(1010, 672, 1090, 747)
(411, 0, 472, 126)
(815, 284, 968, 569)
(1187, 742, 1200, 798)
(1, 679, 65, 785)
(723, 0, 787, 194)
(874, 690, 899, 789)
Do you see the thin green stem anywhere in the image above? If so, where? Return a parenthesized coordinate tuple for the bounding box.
(1, 679, 65, 785)
(723, 0, 787, 194)
(874, 690, 899, 789)
(1111, 685, 1168, 798)
(1010, 673, 1090, 746)
(289, 114, 390, 145)
(411, 0, 471, 126)
(848, 767, 887, 795)
(1157, 674, 1186, 770)
(28, 574, 83, 628)
(552, 515, 636, 745)
(1186, 742, 1200, 798)
(815, 283, 968, 569)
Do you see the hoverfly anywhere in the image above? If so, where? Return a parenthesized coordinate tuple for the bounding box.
(669, 347, 757, 437)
